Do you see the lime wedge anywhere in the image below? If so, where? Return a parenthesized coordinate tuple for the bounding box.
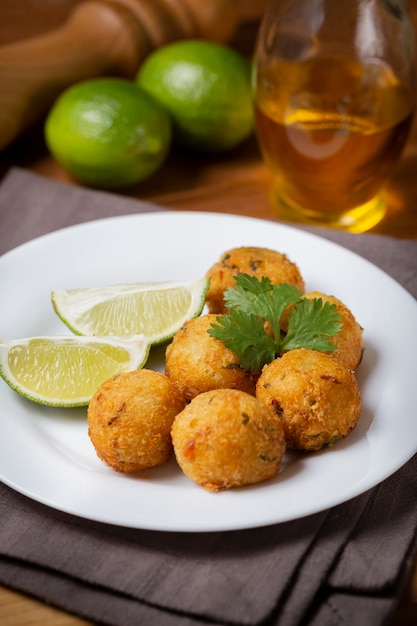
(0, 335, 150, 407)
(51, 278, 209, 344)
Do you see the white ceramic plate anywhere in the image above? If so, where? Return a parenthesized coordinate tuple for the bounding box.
(1, 212, 416, 532)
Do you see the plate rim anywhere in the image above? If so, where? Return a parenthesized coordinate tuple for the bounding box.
(1, 210, 416, 532)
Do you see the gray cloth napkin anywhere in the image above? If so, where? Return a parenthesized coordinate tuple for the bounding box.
(0, 167, 416, 626)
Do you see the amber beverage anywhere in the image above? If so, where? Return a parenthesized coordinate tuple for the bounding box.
(253, 0, 416, 232)
(254, 56, 414, 231)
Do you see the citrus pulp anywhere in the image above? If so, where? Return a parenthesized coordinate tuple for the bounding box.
(0, 335, 150, 407)
(51, 278, 209, 344)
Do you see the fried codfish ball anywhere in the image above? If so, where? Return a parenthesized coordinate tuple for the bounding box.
(165, 313, 257, 401)
(256, 348, 361, 451)
(205, 246, 305, 314)
(306, 292, 363, 370)
(88, 369, 185, 473)
(281, 292, 363, 370)
(171, 389, 286, 492)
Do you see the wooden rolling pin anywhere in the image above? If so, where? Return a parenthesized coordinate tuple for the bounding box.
(0, 0, 239, 152)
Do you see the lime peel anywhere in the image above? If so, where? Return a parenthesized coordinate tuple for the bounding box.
(51, 278, 210, 344)
(44, 78, 172, 190)
(136, 40, 254, 152)
(0, 335, 150, 407)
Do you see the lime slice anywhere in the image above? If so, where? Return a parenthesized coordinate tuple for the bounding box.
(0, 335, 150, 407)
(51, 278, 209, 344)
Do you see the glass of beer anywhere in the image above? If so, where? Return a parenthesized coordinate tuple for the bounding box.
(253, 0, 416, 232)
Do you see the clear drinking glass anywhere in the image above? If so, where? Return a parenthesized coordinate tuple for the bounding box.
(253, 0, 416, 232)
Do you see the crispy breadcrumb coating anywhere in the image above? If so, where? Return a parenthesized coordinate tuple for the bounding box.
(165, 314, 258, 401)
(256, 348, 361, 451)
(205, 246, 305, 314)
(281, 291, 363, 370)
(88, 369, 185, 472)
(171, 389, 286, 491)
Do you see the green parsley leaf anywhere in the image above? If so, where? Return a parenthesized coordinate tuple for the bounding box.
(224, 275, 302, 343)
(209, 310, 277, 372)
(281, 298, 342, 352)
(208, 274, 342, 372)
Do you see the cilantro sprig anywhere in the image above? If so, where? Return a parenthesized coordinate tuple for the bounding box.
(208, 274, 342, 372)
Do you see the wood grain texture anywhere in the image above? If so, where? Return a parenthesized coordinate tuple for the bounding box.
(0, 587, 91, 626)
(0, 0, 240, 151)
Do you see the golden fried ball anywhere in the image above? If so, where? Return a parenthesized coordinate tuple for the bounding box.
(306, 292, 363, 370)
(256, 348, 361, 451)
(165, 313, 257, 401)
(171, 389, 286, 491)
(205, 246, 305, 314)
(281, 292, 363, 370)
(88, 369, 185, 473)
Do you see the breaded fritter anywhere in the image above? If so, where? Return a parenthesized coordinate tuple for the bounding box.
(256, 348, 361, 451)
(307, 292, 363, 370)
(88, 369, 185, 472)
(205, 246, 305, 314)
(281, 291, 363, 370)
(165, 313, 257, 401)
(171, 388, 286, 491)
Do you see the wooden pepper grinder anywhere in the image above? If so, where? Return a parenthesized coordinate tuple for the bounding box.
(0, 0, 239, 152)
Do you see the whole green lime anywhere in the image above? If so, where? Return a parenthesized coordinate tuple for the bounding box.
(136, 40, 254, 152)
(44, 78, 172, 189)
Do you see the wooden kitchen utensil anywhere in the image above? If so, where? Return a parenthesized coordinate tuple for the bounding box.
(0, 0, 239, 152)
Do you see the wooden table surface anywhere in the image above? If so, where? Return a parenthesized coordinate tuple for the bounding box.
(0, 2, 417, 625)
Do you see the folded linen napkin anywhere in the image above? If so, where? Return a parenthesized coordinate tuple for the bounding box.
(0, 167, 416, 626)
